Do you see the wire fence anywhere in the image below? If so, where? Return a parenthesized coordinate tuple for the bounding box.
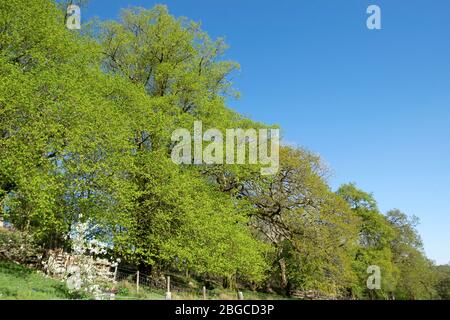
(112, 266, 246, 300)
(114, 267, 166, 288)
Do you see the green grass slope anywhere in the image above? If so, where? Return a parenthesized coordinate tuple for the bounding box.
(0, 260, 70, 300)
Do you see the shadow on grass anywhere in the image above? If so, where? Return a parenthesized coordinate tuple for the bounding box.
(51, 282, 88, 300)
(0, 260, 33, 279)
(0, 287, 18, 298)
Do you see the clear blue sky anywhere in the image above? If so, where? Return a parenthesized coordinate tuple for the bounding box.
(83, 0, 450, 265)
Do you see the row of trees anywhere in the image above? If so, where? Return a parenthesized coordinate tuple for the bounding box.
(0, 0, 448, 299)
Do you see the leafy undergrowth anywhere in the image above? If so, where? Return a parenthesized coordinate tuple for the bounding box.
(0, 260, 71, 300)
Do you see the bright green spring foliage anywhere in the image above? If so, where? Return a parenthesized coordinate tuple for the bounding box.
(0, 0, 268, 282)
(337, 184, 442, 300)
(241, 147, 359, 296)
(386, 209, 437, 299)
(434, 264, 450, 300)
(337, 183, 398, 299)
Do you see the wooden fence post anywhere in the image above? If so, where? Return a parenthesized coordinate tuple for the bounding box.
(202, 286, 207, 300)
(113, 266, 118, 282)
(136, 271, 140, 293)
(165, 276, 172, 300)
(237, 291, 244, 300)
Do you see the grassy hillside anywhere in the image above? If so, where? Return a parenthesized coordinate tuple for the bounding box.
(0, 260, 70, 300)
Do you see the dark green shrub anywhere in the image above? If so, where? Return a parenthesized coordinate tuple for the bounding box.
(0, 229, 43, 265)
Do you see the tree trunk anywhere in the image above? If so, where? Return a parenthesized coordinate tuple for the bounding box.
(279, 258, 288, 293)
